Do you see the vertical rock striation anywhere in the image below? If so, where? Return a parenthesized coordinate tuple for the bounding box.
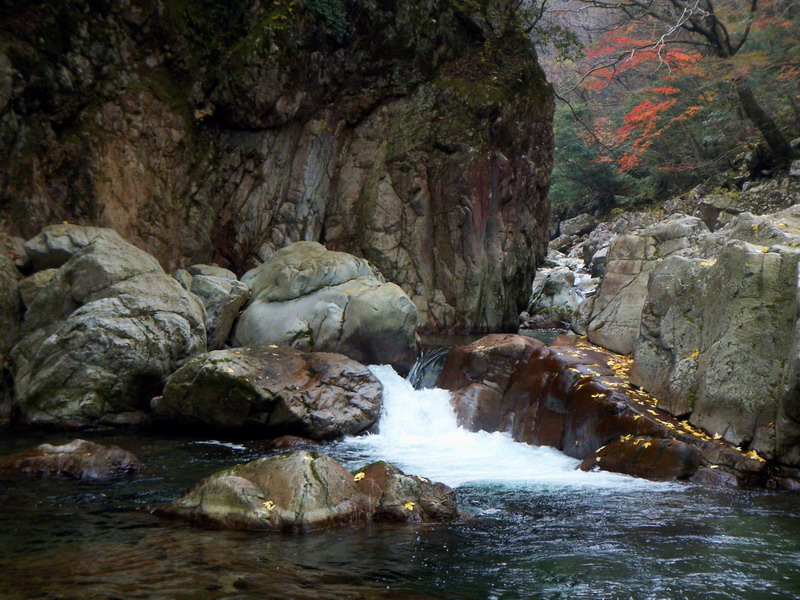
(0, 1, 553, 333)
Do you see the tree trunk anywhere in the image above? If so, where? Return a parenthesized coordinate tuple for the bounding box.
(736, 83, 792, 166)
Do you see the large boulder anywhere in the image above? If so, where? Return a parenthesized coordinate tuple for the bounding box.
(437, 334, 799, 489)
(0, 439, 140, 480)
(155, 451, 457, 531)
(153, 345, 382, 440)
(631, 224, 800, 465)
(11, 225, 207, 427)
(584, 215, 709, 354)
(560, 213, 598, 237)
(233, 242, 417, 372)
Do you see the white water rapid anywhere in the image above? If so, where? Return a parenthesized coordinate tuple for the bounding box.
(340, 365, 673, 491)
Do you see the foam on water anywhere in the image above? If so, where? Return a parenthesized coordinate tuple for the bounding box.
(340, 365, 675, 491)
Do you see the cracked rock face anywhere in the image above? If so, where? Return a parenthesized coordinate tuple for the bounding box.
(11, 225, 206, 427)
(584, 215, 710, 354)
(233, 242, 417, 373)
(631, 208, 800, 466)
(154, 345, 383, 440)
(173, 265, 251, 351)
(155, 451, 457, 531)
(0, 1, 552, 334)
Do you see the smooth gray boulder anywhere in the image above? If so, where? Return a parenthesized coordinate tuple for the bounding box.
(233, 242, 417, 372)
(548, 234, 580, 253)
(586, 215, 709, 354)
(11, 227, 206, 427)
(154, 345, 382, 439)
(155, 451, 457, 531)
(522, 266, 582, 329)
(174, 267, 251, 350)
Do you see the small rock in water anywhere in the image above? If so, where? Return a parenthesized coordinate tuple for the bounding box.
(0, 439, 140, 480)
(155, 451, 457, 531)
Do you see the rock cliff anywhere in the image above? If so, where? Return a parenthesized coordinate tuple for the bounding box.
(0, 0, 553, 333)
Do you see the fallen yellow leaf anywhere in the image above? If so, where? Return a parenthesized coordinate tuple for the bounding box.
(404, 502, 416, 511)
(354, 472, 365, 482)
(263, 500, 276, 510)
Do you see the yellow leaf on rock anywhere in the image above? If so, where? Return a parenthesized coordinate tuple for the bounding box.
(404, 502, 416, 511)
(354, 472, 365, 482)
(643, 442, 652, 449)
(263, 500, 276, 511)
(713, 433, 722, 440)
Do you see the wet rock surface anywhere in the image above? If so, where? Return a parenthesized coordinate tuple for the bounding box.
(438, 334, 799, 489)
(154, 345, 383, 440)
(0, 439, 140, 480)
(156, 451, 457, 531)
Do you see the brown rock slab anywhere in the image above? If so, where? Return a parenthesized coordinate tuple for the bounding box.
(437, 334, 799, 489)
(0, 439, 140, 480)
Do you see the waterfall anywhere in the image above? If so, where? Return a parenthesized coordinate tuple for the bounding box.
(339, 365, 667, 490)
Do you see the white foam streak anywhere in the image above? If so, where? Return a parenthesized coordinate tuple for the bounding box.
(341, 365, 673, 492)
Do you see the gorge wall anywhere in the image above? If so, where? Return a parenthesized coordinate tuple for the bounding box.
(0, 0, 554, 333)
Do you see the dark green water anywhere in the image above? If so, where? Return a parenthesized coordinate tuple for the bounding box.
(1, 428, 799, 600)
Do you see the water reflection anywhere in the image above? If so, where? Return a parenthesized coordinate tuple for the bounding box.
(1, 429, 799, 599)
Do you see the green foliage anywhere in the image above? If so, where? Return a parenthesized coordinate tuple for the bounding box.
(549, 103, 631, 219)
(548, 1, 800, 218)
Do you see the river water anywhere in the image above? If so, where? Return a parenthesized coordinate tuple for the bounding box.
(1, 366, 799, 599)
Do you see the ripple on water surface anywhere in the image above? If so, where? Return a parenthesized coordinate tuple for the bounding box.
(0, 366, 799, 599)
